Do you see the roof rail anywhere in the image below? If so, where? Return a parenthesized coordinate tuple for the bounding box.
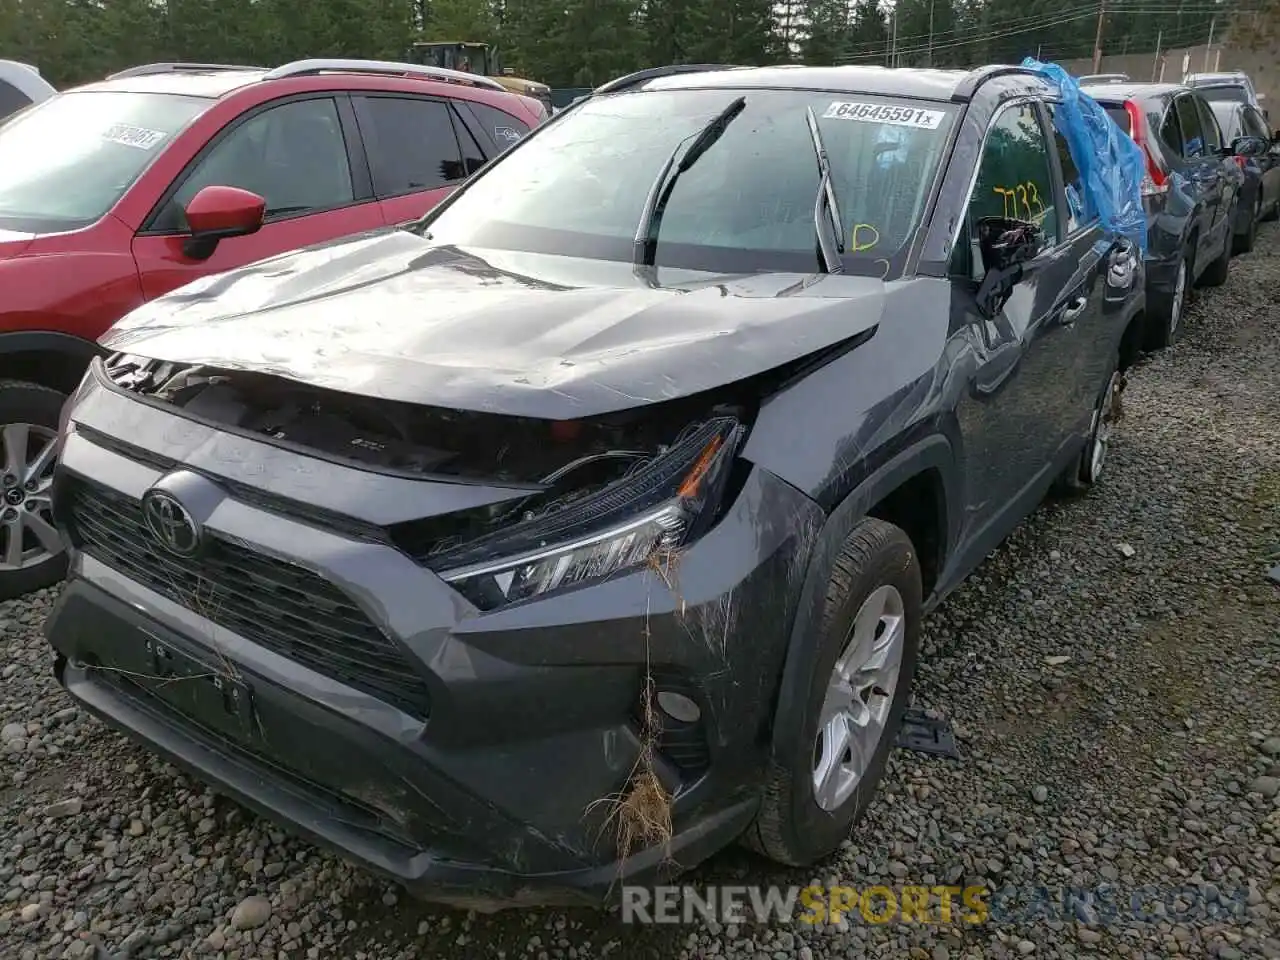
(106, 62, 263, 80)
(263, 58, 506, 92)
(592, 64, 748, 97)
(951, 64, 1043, 101)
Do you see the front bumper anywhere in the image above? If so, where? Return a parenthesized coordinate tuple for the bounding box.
(44, 369, 824, 905)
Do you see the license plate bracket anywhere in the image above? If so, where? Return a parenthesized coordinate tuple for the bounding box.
(139, 634, 258, 741)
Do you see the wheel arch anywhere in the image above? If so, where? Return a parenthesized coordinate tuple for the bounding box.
(767, 433, 956, 761)
(0, 332, 106, 396)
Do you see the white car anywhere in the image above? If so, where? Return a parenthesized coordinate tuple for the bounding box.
(0, 60, 55, 121)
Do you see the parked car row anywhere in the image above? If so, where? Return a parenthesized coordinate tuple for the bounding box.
(3, 58, 1271, 906)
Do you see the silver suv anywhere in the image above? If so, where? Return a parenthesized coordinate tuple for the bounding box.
(1184, 71, 1266, 118)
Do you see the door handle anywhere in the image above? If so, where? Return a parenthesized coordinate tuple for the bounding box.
(1060, 295, 1088, 325)
(972, 340, 1022, 397)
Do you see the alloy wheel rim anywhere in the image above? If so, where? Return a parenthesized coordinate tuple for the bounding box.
(811, 584, 906, 812)
(1087, 370, 1123, 483)
(1170, 260, 1187, 335)
(0, 422, 62, 573)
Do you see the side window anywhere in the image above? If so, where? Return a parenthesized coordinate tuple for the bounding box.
(155, 97, 353, 233)
(1193, 96, 1222, 153)
(1046, 103, 1085, 234)
(455, 118, 485, 176)
(968, 102, 1060, 257)
(355, 97, 470, 197)
(1174, 95, 1205, 158)
(468, 103, 530, 153)
(1159, 102, 1184, 159)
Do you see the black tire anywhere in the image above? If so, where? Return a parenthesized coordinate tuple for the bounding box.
(1263, 197, 1280, 223)
(1233, 194, 1260, 255)
(1198, 212, 1233, 288)
(743, 517, 922, 867)
(1054, 351, 1123, 497)
(1145, 253, 1190, 352)
(0, 380, 70, 601)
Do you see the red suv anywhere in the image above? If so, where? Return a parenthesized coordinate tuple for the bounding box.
(0, 58, 546, 598)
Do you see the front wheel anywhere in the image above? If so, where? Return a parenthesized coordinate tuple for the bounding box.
(744, 517, 922, 866)
(0, 381, 70, 601)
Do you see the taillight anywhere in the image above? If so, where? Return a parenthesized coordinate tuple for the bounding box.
(1124, 99, 1168, 197)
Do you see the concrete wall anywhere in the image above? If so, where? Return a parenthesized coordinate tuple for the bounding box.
(1057, 45, 1280, 116)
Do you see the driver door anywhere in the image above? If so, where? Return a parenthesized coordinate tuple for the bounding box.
(952, 99, 1080, 550)
(131, 95, 384, 301)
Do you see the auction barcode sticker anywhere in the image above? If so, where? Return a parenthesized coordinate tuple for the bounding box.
(101, 123, 167, 150)
(822, 101, 946, 130)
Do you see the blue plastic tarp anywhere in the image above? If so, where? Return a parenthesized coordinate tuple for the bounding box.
(1020, 58, 1148, 256)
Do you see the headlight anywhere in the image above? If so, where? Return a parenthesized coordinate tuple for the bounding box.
(436, 416, 744, 610)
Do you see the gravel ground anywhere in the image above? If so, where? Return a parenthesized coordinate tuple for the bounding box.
(3, 225, 1279, 960)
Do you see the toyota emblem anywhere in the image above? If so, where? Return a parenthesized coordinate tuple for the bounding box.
(141, 489, 202, 558)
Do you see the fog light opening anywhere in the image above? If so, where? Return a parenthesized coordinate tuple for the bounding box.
(656, 690, 701, 724)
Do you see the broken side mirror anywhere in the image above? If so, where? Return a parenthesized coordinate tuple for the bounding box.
(182, 185, 266, 261)
(972, 216, 1039, 317)
(976, 216, 1042, 273)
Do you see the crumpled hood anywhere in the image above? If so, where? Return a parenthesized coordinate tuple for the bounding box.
(101, 228, 888, 419)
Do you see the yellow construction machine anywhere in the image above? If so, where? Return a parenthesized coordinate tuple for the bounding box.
(407, 42, 552, 114)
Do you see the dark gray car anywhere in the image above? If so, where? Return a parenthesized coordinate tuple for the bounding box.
(1209, 98, 1280, 252)
(1082, 81, 1250, 350)
(45, 63, 1145, 905)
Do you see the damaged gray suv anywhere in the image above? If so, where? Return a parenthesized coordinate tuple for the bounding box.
(45, 63, 1145, 905)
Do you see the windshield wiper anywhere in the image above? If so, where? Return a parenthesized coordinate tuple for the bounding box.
(804, 106, 845, 274)
(632, 96, 747, 268)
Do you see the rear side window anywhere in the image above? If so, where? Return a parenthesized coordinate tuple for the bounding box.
(355, 97, 476, 197)
(1174, 95, 1205, 158)
(469, 103, 530, 152)
(1046, 103, 1085, 233)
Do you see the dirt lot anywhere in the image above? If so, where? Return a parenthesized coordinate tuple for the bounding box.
(2, 225, 1278, 960)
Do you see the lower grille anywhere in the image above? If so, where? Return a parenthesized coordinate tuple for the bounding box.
(64, 477, 432, 719)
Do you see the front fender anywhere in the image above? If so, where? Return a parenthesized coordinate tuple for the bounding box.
(767, 433, 956, 762)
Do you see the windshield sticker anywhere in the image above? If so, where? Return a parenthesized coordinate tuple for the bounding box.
(851, 223, 880, 252)
(823, 102, 945, 130)
(101, 123, 167, 150)
(493, 125, 522, 144)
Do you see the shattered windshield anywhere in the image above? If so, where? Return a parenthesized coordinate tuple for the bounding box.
(419, 88, 958, 275)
